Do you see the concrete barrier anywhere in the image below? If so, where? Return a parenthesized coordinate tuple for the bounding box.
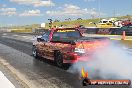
(11, 29, 32, 33)
(83, 28, 120, 35)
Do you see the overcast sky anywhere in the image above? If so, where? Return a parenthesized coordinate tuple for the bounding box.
(0, 0, 132, 26)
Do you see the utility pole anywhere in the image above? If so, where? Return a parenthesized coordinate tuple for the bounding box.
(98, 0, 101, 21)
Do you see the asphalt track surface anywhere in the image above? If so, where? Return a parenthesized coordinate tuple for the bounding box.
(0, 32, 131, 88)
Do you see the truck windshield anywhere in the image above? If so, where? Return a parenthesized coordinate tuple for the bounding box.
(52, 29, 82, 40)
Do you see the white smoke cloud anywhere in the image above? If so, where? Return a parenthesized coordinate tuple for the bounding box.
(68, 41, 132, 81)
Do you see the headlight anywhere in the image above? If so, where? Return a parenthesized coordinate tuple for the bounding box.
(74, 48, 85, 54)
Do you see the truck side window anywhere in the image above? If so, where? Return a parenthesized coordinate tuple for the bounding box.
(52, 32, 61, 40)
(41, 31, 51, 41)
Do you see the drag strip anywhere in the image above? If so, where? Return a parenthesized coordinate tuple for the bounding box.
(0, 33, 130, 88)
(0, 34, 81, 88)
(0, 37, 32, 55)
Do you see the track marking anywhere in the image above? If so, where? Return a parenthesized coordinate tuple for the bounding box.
(2, 33, 7, 36)
(2, 35, 8, 38)
(0, 71, 15, 88)
(12, 35, 18, 37)
(22, 36, 32, 39)
(22, 36, 28, 38)
(0, 57, 59, 88)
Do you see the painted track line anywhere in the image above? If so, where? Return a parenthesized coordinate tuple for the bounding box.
(0, 71, 15, 88)
(0, 59, 31, 88)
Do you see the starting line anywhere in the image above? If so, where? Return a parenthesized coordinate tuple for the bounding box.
(0, 71, 15, 88)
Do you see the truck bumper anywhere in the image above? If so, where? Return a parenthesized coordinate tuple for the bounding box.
(63, 53, 91, 64)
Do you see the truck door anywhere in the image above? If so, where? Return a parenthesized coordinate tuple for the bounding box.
(38, 31, 54, 60)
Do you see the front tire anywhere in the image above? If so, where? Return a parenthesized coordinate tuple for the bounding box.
(32, 46, 38, 58)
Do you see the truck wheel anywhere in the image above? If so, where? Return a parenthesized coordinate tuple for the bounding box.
(55, 53, 63, 68)
(55, 52, 70, 69)
(32, 46, 38, 58)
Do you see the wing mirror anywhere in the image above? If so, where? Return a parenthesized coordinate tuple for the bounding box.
(37, 38, 41, 42)
(37, 38, 45, 42)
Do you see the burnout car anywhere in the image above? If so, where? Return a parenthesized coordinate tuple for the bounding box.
(32, 28, 109, 68)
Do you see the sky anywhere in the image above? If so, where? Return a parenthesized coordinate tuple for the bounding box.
(0, 0, 132, 26)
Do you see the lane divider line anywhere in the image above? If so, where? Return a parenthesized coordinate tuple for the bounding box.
(0, 59, 32, 88)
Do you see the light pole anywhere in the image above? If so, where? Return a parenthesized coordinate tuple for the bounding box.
(98, 0, 101, 21)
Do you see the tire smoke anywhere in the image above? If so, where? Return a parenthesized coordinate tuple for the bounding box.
(68, 41, 132, 81)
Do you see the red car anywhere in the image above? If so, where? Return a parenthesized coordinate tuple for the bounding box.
(32, 28, 109, 68)
(121, 20, 132, 26)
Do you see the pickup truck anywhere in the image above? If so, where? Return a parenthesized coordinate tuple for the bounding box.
(32, 28, 109, 68)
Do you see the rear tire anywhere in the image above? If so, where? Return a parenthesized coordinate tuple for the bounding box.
(55, 52, 70, 69)
(55, 53, 63, 68)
